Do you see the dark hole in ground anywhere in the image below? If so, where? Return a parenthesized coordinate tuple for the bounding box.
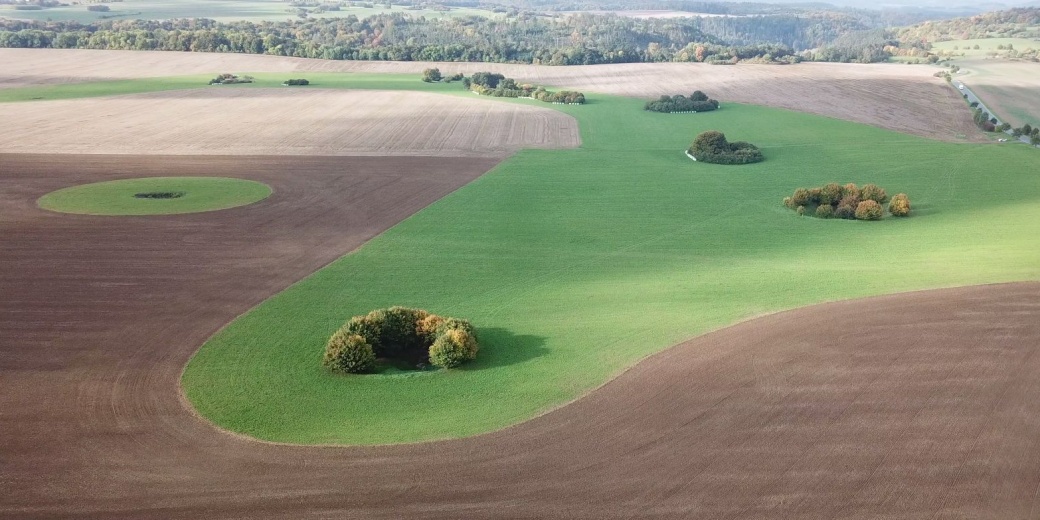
(134, 192, 185, 199)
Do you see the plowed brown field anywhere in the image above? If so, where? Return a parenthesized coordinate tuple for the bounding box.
(0, 48, 983, 142)
(0, 88, 580, 156)
(2, 154, 1039, 518)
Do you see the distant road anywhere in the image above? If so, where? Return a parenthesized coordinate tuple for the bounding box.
(955, 81, 1032, 144)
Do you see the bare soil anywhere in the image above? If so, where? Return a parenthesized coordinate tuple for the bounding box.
(2, 153, 1039, 517)
(0, 48, 984, 142)
(0, 88, 580, 156)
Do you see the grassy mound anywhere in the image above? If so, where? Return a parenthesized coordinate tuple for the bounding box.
(181, 85, 1040, 445)
(38, 177, 271, 216)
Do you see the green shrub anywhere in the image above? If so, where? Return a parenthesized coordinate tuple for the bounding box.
(323, 331, 376, 374)
(890, 193, 911, 217)
(343, 314, 384, 351)
(854, 199, 883, 220)
(378, 306, 427, 357)
(688, 131, 764, 165)
(327, 308, 480, 373)
(815, 204, 834, 219)
(861, 183, 888, 203)
(429, 328, 479, 368)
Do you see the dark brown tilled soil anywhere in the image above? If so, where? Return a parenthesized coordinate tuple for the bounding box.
(2, 154, 1039, 518)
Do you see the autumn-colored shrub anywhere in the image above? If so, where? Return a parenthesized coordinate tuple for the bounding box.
(837, 194, 860, 215)
(861, 183, 889, 203)
(435, 317, 475, 337)
(890, 193, 912, 217)
(842, 183, 861, 201)
(819, 183, 843, 205)
(416, 313, 446, 343)
(429, 328, 479, 368)
(834, 201, 857, 220)
(323, 331, 376, 374)
(343, 313, 384, 352)
(325, 307, 479, 373)
(791, 188, 811, 207)
(855, 199, 883, 220)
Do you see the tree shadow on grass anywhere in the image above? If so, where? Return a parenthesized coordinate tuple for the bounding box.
(463, 327, 549, 371)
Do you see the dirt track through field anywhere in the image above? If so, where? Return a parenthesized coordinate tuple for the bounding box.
(0, 48, 983, 142)
(3, 154, 1040, 518)
(0, 88, 580, 156)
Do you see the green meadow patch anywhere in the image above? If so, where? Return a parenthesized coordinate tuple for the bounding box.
(38, 177, 271, 215)
(177, 86, 1040, 445)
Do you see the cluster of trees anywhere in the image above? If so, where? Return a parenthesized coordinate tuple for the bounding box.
(687, 130, 763, 165)
(461, 71, 585, 104)
(802, 28, 895, 63)
(644, 90, 719, 113)
(207, 73, 252, 84)
(85, 5, 110, 12)
(971, 104, 998, 132)
(783, 183, 910, 220)
(422, 68, 464, 83)
(323, 307, 479, 374)
(283, 78, 310, 85)
(1006, 123, 1040, 146)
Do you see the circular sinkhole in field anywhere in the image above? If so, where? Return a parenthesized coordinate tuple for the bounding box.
(38, 177, 272, 216)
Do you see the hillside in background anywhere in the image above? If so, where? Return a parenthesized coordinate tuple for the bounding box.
(0, 1, 1036, 65)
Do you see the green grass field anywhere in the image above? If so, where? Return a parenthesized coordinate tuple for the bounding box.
(164, 80, 1040, 445)
(38, 177, 271, 215)
(1, 1, 496, 23)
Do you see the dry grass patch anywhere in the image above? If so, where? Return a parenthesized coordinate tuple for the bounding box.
(0, 88, 580, 156)
(958, 59, 1040, 127)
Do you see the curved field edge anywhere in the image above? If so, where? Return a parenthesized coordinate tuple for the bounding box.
(179, 88, 1040, 445)
(36, 177, 273, 215)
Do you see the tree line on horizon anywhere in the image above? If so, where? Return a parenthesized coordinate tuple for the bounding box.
(0, 9, 899, 65)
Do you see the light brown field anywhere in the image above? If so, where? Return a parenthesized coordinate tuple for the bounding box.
(0, 88, 580, 156)
(0, 48, 984, 142)
(958, 58, 1040, 127)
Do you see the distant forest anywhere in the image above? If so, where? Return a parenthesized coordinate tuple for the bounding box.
(895, 8, 1040, 43)
(0, 9, 901, 64)
(1, 4, 1037, 65)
